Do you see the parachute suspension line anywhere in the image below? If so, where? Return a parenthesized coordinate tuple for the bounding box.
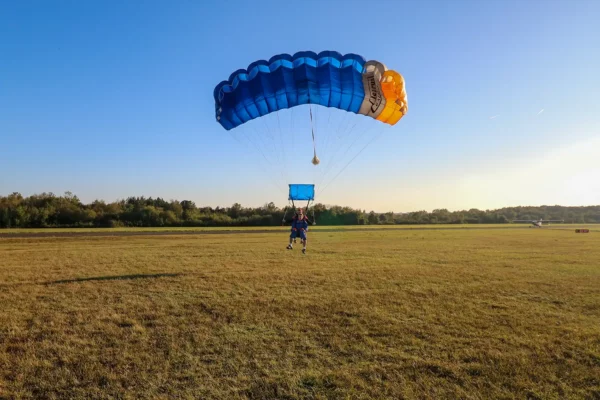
(314, 101, 321, 156)
(258, 114, 287, 187)
(323, 110, 354, 165)
(238, 125, 287, 197)
(269, 114, 283, 166)
(320, 111, 347, 165)
(306, 104, 321, 187)
(250, 125, 274, 161)
(321, 117, 377, 184)
(240, 125, 271, 167)
(304, 199, 316, 225)
(317, 107, 337, 180)
(249, 123, 287, 186)
(290, 106, 295, 154)
(252, 141, 288, 197)
(242, 127, 285, 194)
(319, 108, 330, 155)
(276, 110, 290, 184)
(314, 103, 319, 154)
(318, 125, 388, 198)
(260, 114, 277, 164)
(281, 200, 293, 225)
(316, 119, 362, 189)
(260, 114, 280, 167)
(322, 120, 358, 169)
(248, 120, 275, 169)
(311, 107, 338, 188)
(337, 111, 354, 140)
(309, 104, 320, 165)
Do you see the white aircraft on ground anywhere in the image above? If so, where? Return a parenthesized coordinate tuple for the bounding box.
(512, 218, 564, 227)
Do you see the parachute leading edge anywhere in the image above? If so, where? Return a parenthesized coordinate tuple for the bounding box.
(214, 51, 407, 130)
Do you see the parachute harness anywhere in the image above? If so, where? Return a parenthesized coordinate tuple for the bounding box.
(281, 199, 316, 226)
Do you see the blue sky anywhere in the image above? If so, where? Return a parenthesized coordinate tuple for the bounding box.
(1, 0, 599, 211)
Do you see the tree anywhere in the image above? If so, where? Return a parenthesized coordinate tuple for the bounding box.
(180, 200, 196, 211)
(263, 202, 277, 212)
(228, 203, 243, 219)
(368, 211, 378, 225)
(160, 210, 178, 225)
(169, 201, 183, 219)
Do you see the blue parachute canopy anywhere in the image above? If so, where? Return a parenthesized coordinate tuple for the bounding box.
(214, 51, 366, 130)
(289, 184, 315, 201)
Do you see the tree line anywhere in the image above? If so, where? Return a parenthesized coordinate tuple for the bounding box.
(0, 192, 599, 228)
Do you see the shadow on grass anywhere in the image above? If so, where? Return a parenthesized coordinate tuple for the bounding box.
(46, 273, 182, 285)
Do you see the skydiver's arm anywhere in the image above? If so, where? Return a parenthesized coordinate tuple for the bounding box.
(304, 215, 316, 225)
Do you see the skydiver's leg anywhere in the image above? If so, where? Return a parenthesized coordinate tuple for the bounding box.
(287, 231, 296, 249)
(301, 232, 307, 253)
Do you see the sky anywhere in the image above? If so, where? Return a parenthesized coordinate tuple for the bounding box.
(1, 0, 599, 212)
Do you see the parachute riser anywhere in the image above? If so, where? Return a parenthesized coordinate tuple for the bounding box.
(306, 199, 316, 225)
(282, 199, 316, 226)
(281, 201, 293, 225)
(287, 184, 316, 225)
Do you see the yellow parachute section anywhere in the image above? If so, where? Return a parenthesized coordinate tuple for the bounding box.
(377, 70, 408, 125)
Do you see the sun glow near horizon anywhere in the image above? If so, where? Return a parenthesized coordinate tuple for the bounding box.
(393, 136, 599, 212)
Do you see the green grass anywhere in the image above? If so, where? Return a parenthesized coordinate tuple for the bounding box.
(0, 226, 278, 234)
(1, 228, 599, 399)
(1, 223, 598, 235)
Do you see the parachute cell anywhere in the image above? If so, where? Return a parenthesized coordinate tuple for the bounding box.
(214, 51, 407, 130)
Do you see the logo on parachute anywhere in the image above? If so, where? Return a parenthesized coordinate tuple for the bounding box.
(359, 61, 386, 118)
(367, 75, 383, 113)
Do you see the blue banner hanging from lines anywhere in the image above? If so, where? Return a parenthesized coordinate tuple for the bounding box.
(288, 184, 315, 201)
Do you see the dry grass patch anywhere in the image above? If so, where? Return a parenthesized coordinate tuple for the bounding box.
(1, 229, 599, 399)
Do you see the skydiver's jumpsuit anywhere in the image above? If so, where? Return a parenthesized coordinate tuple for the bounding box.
(286, 215, 310, 241)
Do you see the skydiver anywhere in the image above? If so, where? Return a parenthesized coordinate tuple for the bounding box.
(284, 208, 311, 254)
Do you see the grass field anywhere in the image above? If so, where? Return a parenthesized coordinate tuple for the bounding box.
(1, 223, 598, 235)
(1, 227, 599, 399)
